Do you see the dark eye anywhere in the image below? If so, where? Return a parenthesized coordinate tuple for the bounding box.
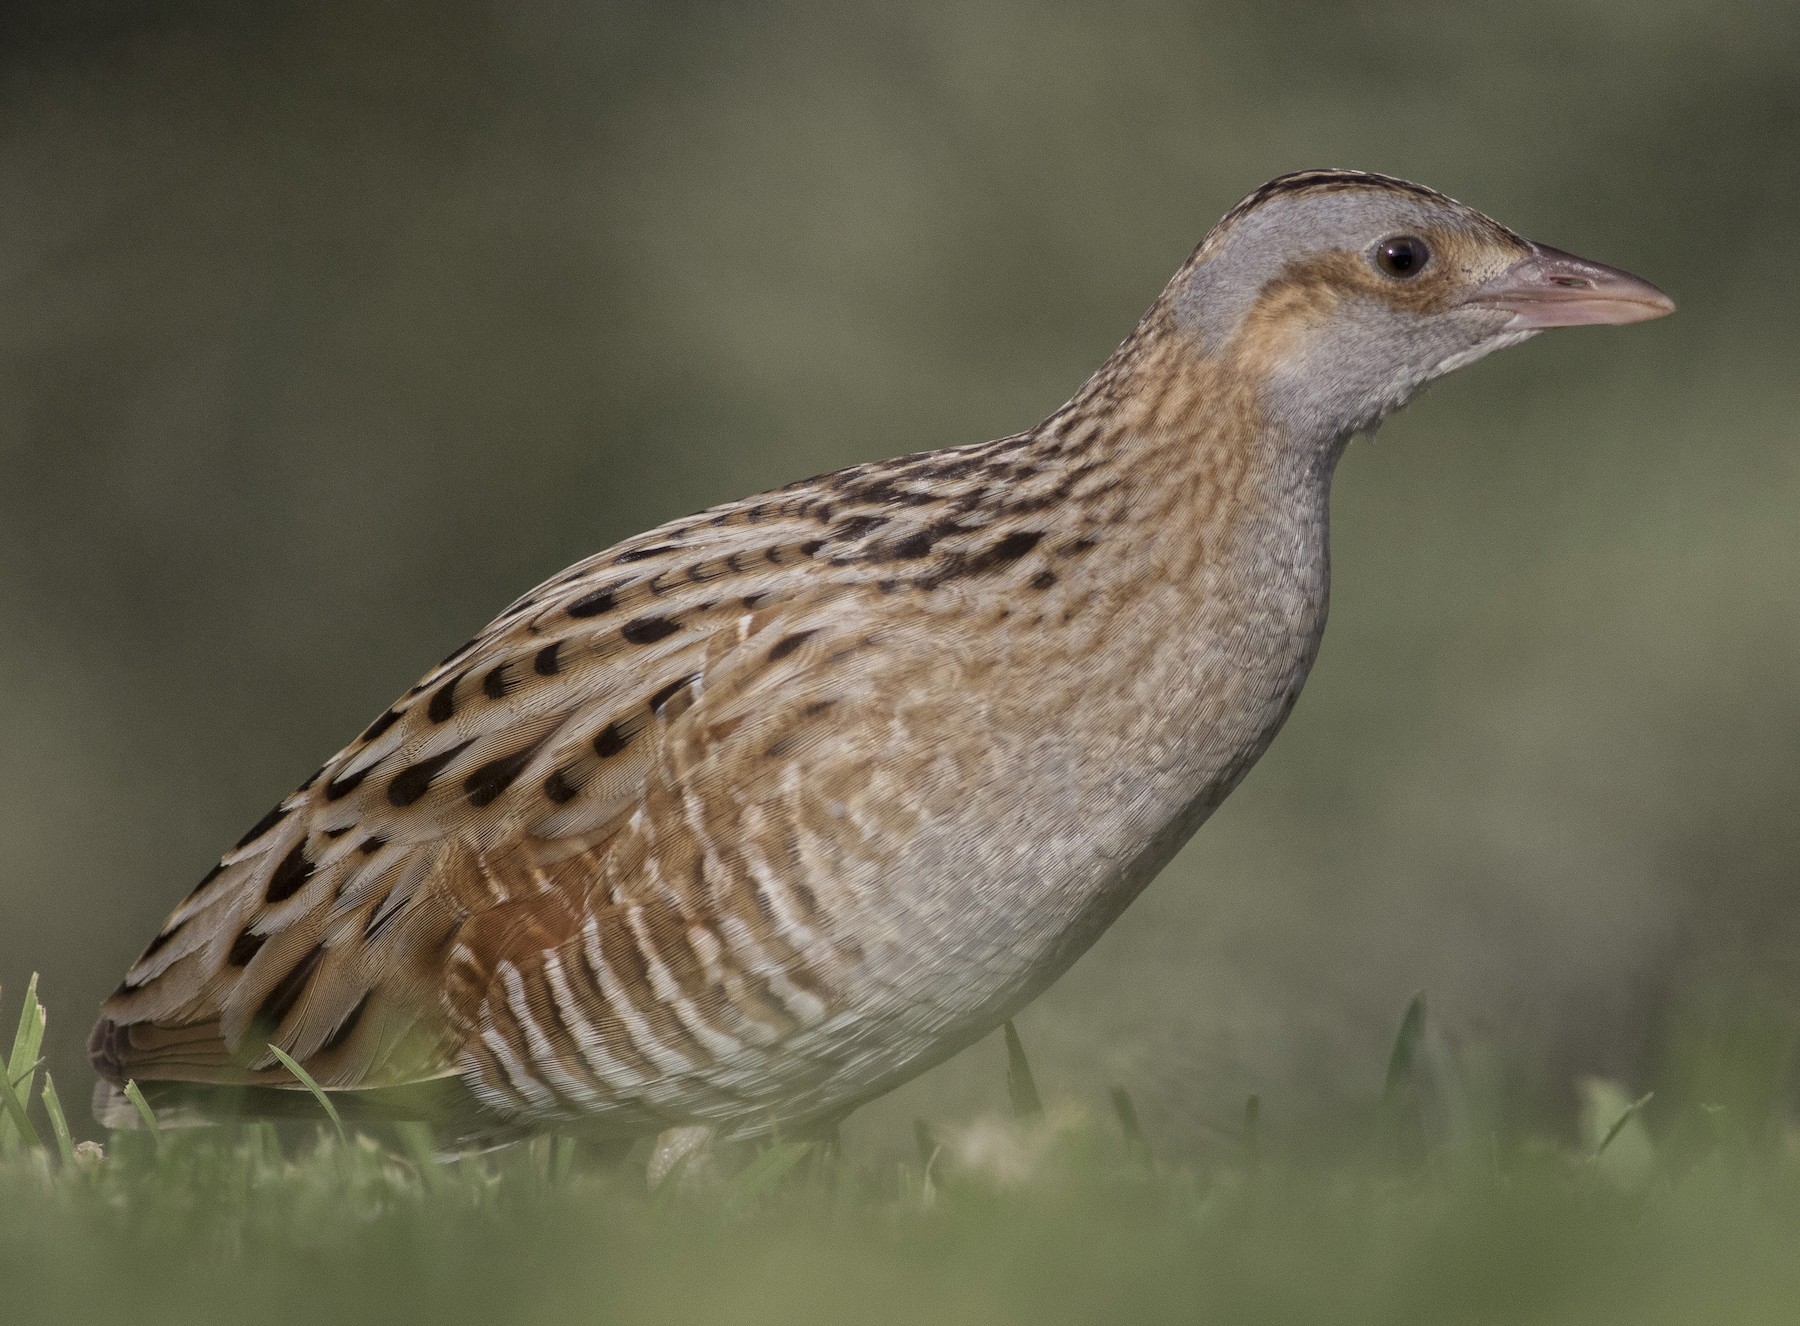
(1375, 236, 1430, 279)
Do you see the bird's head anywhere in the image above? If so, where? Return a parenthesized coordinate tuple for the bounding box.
(1168, 170, 1674, 445)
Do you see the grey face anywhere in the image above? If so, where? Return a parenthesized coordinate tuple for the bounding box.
(1168, 176, 1672, 448)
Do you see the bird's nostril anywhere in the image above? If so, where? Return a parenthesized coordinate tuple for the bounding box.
(1550, 275, 1590, 289)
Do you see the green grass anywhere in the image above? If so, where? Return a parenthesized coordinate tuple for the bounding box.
(5, 980, 1800, 1326)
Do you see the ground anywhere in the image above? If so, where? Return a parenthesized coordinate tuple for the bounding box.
(5, 979, 1800, 1326)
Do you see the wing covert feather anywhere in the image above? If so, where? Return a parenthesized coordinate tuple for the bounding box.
(90, 495, 874, 1091)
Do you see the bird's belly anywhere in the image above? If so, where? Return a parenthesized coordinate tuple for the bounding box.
(687, 578, 1327, 1131)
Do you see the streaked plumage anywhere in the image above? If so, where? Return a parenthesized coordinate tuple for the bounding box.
(90, 170, 1672, 1143)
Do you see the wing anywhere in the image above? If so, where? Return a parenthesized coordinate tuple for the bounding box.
(90, 425, 1071, 1131)
(87, 486, 903, 1105)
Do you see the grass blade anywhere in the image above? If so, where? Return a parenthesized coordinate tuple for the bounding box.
(1596, 1090, 1655, 1158)
(1243, 1093, 1261, 1166)
(0, 1050, 42, 1151)
(1003, 1020, 1044, 1123)
(913, 1118, 939, 1172)
(40, 1072, 75, 1165)
(722, 1141, 812, 1214)
(1111, 1085, 1151, 1166)
(0, 974, 46, 1152)
(5, 974, 43, 1078)
(122, 1079, 162, 1155)
(266, 1044, 347, 1142)
(1383, 992, 1427, 1102)
(553, 1134, 577, 1185)
(392, 1121, 445, 1190)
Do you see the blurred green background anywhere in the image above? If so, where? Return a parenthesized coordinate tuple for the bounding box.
(0, 0, 1795, 1150)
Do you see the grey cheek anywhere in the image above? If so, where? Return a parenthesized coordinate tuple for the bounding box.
(1260, 304, 1454, 443)
(1169, 261, 1258, 355)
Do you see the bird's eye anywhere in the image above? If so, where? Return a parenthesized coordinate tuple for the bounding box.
(1375, 236, 1430, 279)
